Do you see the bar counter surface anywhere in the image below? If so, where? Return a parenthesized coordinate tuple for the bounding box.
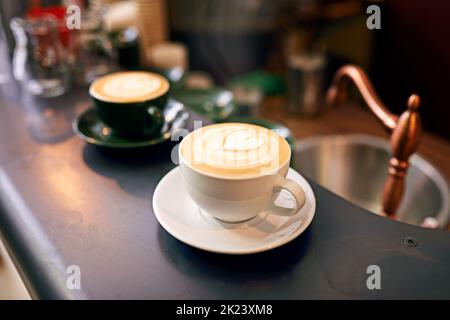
(0, 80, 450, 299)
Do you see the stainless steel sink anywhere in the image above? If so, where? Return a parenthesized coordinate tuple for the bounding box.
(294, 134, 450, 228)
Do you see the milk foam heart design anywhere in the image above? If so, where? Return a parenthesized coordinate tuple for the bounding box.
(90, 71, 169, 103)
(180, 123, 291, 178)
(200, 126, 272, 170)
(102, 75, 161, 100)
(222, 128, 264, 151)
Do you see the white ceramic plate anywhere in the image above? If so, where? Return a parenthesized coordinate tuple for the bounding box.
(153, 166, 316, 254)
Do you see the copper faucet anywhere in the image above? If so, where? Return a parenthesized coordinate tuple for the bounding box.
(326, 65, 422, 218)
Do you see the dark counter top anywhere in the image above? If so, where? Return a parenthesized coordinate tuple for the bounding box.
(0, 80, 450, 299)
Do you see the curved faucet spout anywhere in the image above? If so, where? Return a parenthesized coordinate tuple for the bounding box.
(327, 65, 398, 130)
(326, 64, 422, 218)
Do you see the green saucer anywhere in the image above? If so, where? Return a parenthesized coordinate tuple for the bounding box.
(73, 100, 189, 149)
(172, 87, 236, 122)
(223, 116, 296, 152)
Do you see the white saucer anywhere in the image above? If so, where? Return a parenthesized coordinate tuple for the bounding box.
(152, 166, 316, 254)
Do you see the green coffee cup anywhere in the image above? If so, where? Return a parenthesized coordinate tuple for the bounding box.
(89, 71, 169, 139)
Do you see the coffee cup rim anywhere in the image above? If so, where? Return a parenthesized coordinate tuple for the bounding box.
(89, 71, 170, 104)
(178, 133, 292, 181)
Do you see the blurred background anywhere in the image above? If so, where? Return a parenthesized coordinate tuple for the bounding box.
(1, 0, 449, 138)
(1, 0, 450, 299)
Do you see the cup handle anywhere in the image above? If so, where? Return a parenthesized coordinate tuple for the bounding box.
(267, 176, 306, 216)
(145, 106, 164, 136)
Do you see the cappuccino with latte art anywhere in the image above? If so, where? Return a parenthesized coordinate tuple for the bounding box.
(180, 123, 291, 178)
(88, 71, 169, 138)
(179, 123, 305, 223)
(90, 71, 169, 103)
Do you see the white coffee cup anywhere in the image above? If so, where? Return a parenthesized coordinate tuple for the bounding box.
(178, 123, 306, 223)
